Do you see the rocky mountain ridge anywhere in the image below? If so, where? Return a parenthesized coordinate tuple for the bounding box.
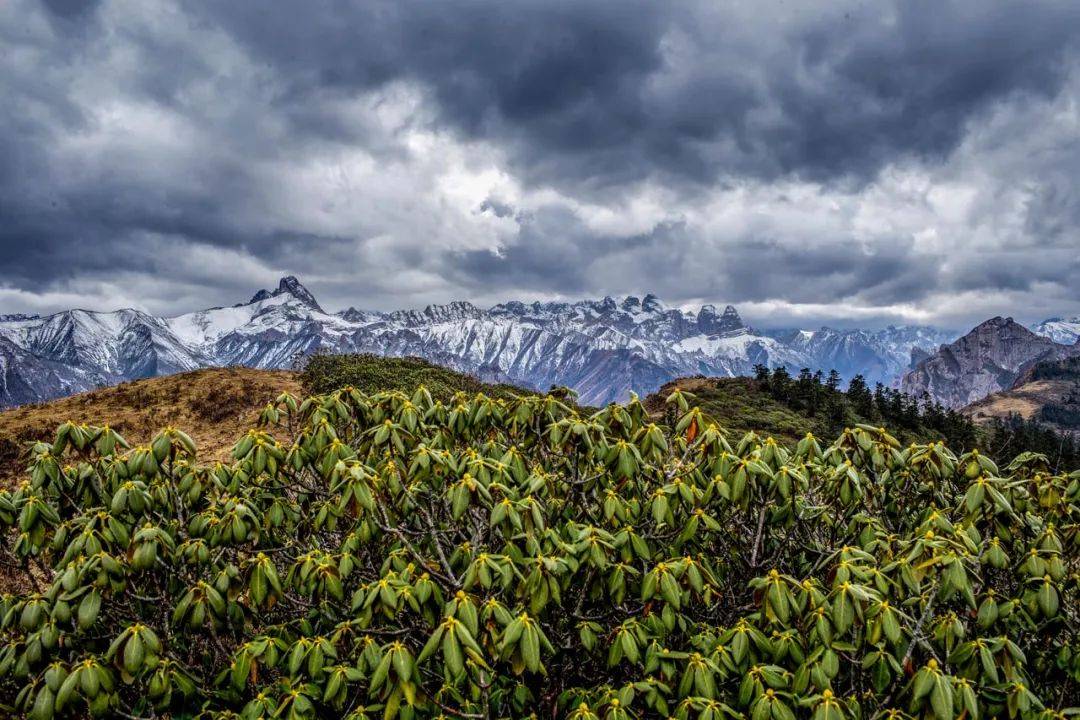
(0, 275, 1021, 408)
(901, 316, 1080, 408)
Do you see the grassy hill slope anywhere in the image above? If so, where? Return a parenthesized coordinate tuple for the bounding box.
(0, 355, 542, 487)
(645, 372, 979, 449)
(966, 379, 1074, 423)
(299, 353, 540, 401)
(644, 376, 835, 444)
(0, 368, 302, 485)
(966, 356, 1080, 436)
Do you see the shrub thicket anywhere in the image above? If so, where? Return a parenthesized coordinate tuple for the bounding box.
(299, 354, 532, 403)
(0, 385, 1078, 719)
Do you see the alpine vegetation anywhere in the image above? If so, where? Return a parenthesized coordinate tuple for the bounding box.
(0, 385, 1077, 719)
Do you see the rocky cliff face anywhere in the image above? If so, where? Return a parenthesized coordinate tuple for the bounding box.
(0, 277, 954, 407)
(901, 317, 1080, 408)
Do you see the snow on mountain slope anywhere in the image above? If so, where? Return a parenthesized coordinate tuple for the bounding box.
(1033, 316, 1080, 345)
(0, 276, 961, 407)
(766, 325, 955, 387)
(0, 308, 205, 383)
(671, 331, 794, 369)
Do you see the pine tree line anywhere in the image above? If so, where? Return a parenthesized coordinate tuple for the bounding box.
(751, 365, 1080, 473)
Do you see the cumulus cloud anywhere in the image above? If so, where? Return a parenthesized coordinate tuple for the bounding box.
(0, 0, 1078, 329)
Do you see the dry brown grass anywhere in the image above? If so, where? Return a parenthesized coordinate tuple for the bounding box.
(0, 367, 302, 489)
(966, 379, 1067, 422)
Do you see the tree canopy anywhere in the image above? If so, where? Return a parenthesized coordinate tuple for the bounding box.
(0, 384, 1077, 719)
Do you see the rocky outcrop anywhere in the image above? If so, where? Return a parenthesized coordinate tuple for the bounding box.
(901, 317, 1080, 408)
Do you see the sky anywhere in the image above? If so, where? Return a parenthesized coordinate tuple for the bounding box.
(2, 0, 1079, 330)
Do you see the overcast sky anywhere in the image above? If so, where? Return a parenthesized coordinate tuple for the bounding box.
(2, 0, 1079, 329)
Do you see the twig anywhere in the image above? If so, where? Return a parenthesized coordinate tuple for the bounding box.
(750, 503, 768, 568)
(882, 583, 938, 707)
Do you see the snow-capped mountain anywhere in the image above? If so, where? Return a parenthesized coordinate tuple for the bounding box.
(1032, 316, 1080, 345)
(766, 325, 954, 387)
(0, 276, 956, 407)
(0, 307, 207, 402)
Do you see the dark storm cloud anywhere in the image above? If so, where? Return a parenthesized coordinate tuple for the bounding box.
(454, 206, 667, 294)
(183, 0, 1080, 188)
(166, 0, 1080, 191)
(452, 211, 948, 317)
(1, 0, 1079, 325)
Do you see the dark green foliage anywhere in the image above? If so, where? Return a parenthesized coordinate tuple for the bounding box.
(984, 414, 1080, 473)
(299, 353, 533, 402)
(0, 385, 1077, 719)
(845, 375, 875, 420)
(1029, 357, 1080, 383)
(748, 367, 979, 451)
(1040, 402, 1080, 428)
(655, 377, 836, 445)
(1029, 357, 1080, 436)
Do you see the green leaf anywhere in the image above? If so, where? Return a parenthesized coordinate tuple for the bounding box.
(930, 676, 953, 720)
(521, 625, 540, 672)
(78, 591, 101, 631)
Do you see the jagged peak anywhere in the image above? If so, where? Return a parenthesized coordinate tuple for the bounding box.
(339, 307, 378, 323)
(964, 316, 1041, 339)
(249, 276, 324, 313)
(641, 293, 663, 312)
(598, 296, 618, 313)
(389, 300, 482, 325)
(602, 293, 667, 315)
(696, 302, 747, 335)
(425, 300, 481, 317)
(971, 315, 1027, 329)
(276, 276, 323, 312)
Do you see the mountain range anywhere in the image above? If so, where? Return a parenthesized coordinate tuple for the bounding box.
(1031, 316, 1080, 345)
(0, 276, 1072, 408)
(901, 316, 1080, 409)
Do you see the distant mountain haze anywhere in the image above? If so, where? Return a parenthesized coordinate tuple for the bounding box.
(0, 276, 1071, 408)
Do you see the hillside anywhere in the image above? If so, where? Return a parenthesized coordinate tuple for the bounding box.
(966, 355, 1080, 436)
(644, 371, 978, 449)
(299, 353, 539, 402)
(645, 376, 837, 444)
(966, 379, 1074, 426)
(0, 368, 301, 486)
(0, 355, 542, 487)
